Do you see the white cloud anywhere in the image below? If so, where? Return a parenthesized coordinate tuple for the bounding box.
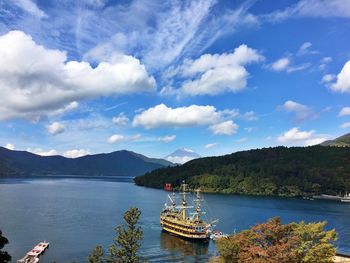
(63, 149, 90, 158)
(4, 143, 15, 150)
(321, 74, 335, 83)
(28, 148, 59, 156)
(47, 122, 65, 135)
(204, 143, 217, 149)
(319, 57, 332, 70)
(209, 121, 238, 136)
(240, 111, 258, 121)
(277, 127, 314, 143)
(277, 127, 327, 146)
(281, 100, 314, 122)
(112, 113, 129, 126)
(107, 134, 141, 144)
(270, 57, 310, 73)
(297, 42, 319, 55)
(340, 122, 350, 129)
(0, 30, 155, 121)
(270, 57, 290, 71)
(85, 1, 259, 71)
(132, 104, 221, 129)
(265, 0, 350, 21)
(179, 44, 264, 96)
(107, 134, 126, 144)
(13, 0, 47, 19)
(244, 127, 255, 133)
(330, 60, 350, 93)
(339, 107, 350, 117)
(157, 135, 176, 143)
(236, 137, 247, 143)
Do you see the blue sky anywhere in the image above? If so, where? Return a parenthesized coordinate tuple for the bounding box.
(0, 0, 350, 159)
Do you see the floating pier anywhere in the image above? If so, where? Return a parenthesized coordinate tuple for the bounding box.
(17, 242, 49, 263)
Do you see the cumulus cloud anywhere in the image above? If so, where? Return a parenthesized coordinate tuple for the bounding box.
(4, 143, 15, 150)
(157, 135, 176, 143)
(132, 104, 221, 129)
(0, 31, 155, 121)
(281, 100, 315, 122)
(63, 149, 90, 158)
(133, 103, 244, 136)
(112, 113, 129, 126)
(179, 44, 263, 96)
(277, 127, 327, 146)
(330, 60, 350, 92)
(339, 107, 350, 117)
(209, 121, 238, 136)
(47, 122, 65, 135)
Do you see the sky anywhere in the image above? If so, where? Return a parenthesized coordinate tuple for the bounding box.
(0, 0, 350, 159)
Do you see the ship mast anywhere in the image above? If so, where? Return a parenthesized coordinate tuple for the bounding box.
(182, 182, 187, 221)
(195, 189, 201, 221)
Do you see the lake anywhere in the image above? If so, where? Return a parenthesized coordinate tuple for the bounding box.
(0, 177, 349, 262)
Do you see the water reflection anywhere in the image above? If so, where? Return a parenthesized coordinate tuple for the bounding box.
(160, 231, 209, 257)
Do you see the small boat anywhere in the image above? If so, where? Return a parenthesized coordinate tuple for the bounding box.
(160, 182, 216, 240)
(210, 231, 228, 241)
(312, 194, 342, 201)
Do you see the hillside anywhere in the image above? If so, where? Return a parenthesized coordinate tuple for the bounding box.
(320, 133, 350, 147)
(135, 146, 350, 197)
(0, 147, 173, 177)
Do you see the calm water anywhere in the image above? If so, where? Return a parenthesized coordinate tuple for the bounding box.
(0, 177, 350, 262)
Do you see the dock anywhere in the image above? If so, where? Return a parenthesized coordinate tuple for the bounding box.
(17, 242, 49, 263)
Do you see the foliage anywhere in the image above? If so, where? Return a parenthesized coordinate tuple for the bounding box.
(135, 146, 350, 197)
(216, 217, 337, 263)
(108, 207, 143, 263)
(88, 207, 143, 263)
(88, 245, 105, 263)
(292, 221, 337, 263)
(0, 230, 11, 263)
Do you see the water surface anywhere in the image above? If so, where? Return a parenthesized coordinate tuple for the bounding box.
(0, 177, 349, 262)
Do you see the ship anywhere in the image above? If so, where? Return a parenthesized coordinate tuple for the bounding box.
(160, 182, 214, 240)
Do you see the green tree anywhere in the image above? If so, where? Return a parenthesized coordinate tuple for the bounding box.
(88, 245, 105, 263)
(293, 221, 337, 263)
(0, 230, 11, 263)
(108, 207, 143, 263)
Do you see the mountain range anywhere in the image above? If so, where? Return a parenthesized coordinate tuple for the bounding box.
(320, 133, 350, 147)
(0, 147, 173, 177)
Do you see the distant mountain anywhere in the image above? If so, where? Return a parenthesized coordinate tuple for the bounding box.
(0, 147, 173, 177)
(320, 133, 350, 147)
(136, 146, 350, 197)
(164, 148, 201, 164)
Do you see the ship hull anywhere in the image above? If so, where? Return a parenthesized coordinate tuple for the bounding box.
(161, 226, 210, 241)
(160, 217, 210, 241)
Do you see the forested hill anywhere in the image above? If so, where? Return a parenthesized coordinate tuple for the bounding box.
(0, 147, 173, 177)
(134, 146, 350, 197)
